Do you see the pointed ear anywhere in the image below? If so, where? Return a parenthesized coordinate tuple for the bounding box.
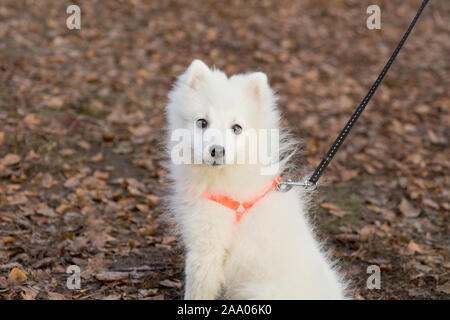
(247, 72, 269, 103)
(184, 59, 210, 89)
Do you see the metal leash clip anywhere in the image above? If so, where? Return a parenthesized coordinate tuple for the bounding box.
(276, 178, 317, 192)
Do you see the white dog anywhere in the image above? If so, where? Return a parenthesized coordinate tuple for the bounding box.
(166, 60, 347, 299)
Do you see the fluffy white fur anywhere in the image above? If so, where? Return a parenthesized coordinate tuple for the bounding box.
(166, 60, 347, 299)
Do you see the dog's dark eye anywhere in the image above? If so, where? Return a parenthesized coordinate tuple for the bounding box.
(196, 119, 208, 129)
(232, 124, 242, 135)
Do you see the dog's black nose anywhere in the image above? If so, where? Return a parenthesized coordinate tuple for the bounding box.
(210, 145, 225, 158)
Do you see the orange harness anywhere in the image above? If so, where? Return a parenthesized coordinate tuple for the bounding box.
(202, 176, 282, 223)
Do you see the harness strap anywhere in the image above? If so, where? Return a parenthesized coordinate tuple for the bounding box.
(203, 176, 282, 223)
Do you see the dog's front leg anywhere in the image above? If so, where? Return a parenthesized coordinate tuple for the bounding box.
(184, 248, 225, 300)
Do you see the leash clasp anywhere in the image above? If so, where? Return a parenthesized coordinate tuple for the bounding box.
(276, 178, 317, 192)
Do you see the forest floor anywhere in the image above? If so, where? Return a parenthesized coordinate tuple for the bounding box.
(0, 0, 448, 299)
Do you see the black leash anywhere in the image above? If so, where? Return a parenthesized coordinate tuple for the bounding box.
(278, 0, 430, 192)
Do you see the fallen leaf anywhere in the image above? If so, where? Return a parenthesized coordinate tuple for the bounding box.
(406, 240, 423, 255)
(24, 114, 41, 126)
(89, 152, 103, 163)
(359, 225, 375, 241)
(40, 173, 58, 188)
(21, 286, 39, 300)
(8, 267, 27, 284)
(47, 292, 67, 300)
(398, 198, 420, 218)
(77, 140, 91, 150)
(94, 171, 109, 180)
(136, 204, 149, 212)
(141, 294, 165, 300)
(6, 193, 28, 205)
(64, 177, 80, 188)
(207, 28, 218, 40)
(413, 262, 432, 273)
(36, 207, 56, 217)
(3, 236, 14, 245)
(422, 198, 439, 210)
(1, 154, 21, 167)
(436, 282, 450, 295)
(321, 203, 347, 217)
(366, 204, 396, 222)
(56, 203, 71, 214)
(45, 97, 64, 109)
(159, 279, 182, 288)
(146, 194, 160, 206)
(102, 131, 116, 142)
(129, 124, 151, 136)
(340, 169, 359, 182)
(162, 236, 177, 245)
(95, 271, 129, 281)
(0, 277, 7, 289)
(59, 148, 76, 157)
(103, 294, 121, 300)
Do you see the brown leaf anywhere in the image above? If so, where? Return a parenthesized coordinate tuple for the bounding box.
(3, 236, 15, 245)
(89, 152, 103, 163)
(77, 140, 91, 150)
(64, 177, 80, 188)
(321, 203, 347, 217)
(436, 282, 450, 295)
(141, 294, 165, 300)
(206, 28, 218, 40)
(36, 207, 56, 217)
(6, 193, 28, 205)
(0, 277, 7, 289)
(95, 271, 129, 281)
(359, 225, 375, 241)
(406, 240, 423, 255)
(413, 262, 432, 273)
(366, 204, 396, 222)
(47, 292, 67, 300)
(159, 279, 182, 288)
(422, 198, 439, 210)
(146, 194, 160, 206)
(8, 267, 28, 284)
(1, 154, 21, 167)
(24, 114, 41, 127)
(398, 198, 420, 218)
(40, 173, 58, 188)
(94, 171, 109, 180)
(45, 97, 64, 109)
(138, 225, 156, 236)
(129, 124, 151, 137)
(340, 169, 359, 182)
(427, 129, 445, 144)
(137, 69, 150, 79)
(21, 286, 39, 300)
(59, 148, 76, 157)
(286, 77, 303, 95)
(56, 203, 71, 214)
(136, 204, 149, 213)
(0, 132, 4, 145)
(162, 236, 177, 245)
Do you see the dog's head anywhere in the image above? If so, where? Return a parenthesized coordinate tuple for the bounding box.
(166, 60, 281, 172)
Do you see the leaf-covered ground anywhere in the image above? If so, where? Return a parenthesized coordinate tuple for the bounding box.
(0, 0, 448, 300)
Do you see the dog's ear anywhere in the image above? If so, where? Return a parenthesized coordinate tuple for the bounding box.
(247, 72, 269, 104)
(184, 59, 210, 89)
